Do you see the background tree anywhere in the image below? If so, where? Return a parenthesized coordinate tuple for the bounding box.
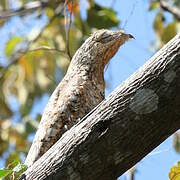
(0, 0, 179, 179)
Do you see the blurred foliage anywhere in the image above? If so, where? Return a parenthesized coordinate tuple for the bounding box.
(149, 0, 180, 48)
(87, 2, 119, 28)
(169, 161, 180, 180)
(0, 0, 120, 175)
(173, 132, 180, 153)
(0, 159, 27, 179)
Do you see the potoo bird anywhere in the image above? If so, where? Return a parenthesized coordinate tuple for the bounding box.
(25, 29, 134, 167)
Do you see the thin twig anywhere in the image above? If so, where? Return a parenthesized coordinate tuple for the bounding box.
(12, 172, 15, 180)
(110, 0, 117, 8)
(28, 15, 57, 48)
(28, 46, 67, 55)
(159, 0, 180, 20)
(0, 0, 66, 20)
(129, 166, 136, 180)
(64, 0, 73, 60)
(0, 1, 48, 20)
(122, 0, 138, 29)
(0, 46, 67, 80)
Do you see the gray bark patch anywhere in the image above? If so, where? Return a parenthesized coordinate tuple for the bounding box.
(129, 89, 159, 114)
(164, 70, 176, 83)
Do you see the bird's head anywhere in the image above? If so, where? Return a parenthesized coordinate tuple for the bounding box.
(90, 29, 134, 66)
(69, 29, 134, 75)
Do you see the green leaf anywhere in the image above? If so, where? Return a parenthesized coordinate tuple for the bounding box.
(45, 7, 55, 18)
(169, 161, 180, 180)
(149, 1, 159, 11)
(162, 22, 177, 44)
(5, 36, 22, 57)
(174, 0, 180, 6)
(0, 0, 8, 10)
(7, 160, 20, 170)
(0, 163, 27, 179)
(13, 163, 27, 173)
(0, 19, 5, 28)
(87, 3, 119, 29)
(173, 133, 180, 153)
(153, 13, 164, 36)
(5, 152, 21, 168)
(0, 169, 12, 178)
(25, 117, 39, 135)
(0, 96, 12, 119)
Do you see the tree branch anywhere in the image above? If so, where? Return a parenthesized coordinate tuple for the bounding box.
(0, 1, 48, 20)
(20, 33, 180, 179)
(159, 0, 180, 21)
(64, 0, 73, 60)
(27, 46, 67, 55)
(0, 0, 65, 20)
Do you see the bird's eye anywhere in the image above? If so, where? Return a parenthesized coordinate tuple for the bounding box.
(99, 33, 113, 43)
(94, 31, 113, 43)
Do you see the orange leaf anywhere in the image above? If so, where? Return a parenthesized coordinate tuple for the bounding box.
(67, 0, 79, 14)
(19, 57, 33, 78)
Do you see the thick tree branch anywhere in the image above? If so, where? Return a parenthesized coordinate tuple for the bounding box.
(159, 0, 180, 21)
(20, 33, 180, 179)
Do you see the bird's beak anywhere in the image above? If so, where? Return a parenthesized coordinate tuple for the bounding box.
(128, 34, 135, 39)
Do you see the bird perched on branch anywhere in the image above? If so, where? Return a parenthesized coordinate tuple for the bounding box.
(25, 29, 134, 167)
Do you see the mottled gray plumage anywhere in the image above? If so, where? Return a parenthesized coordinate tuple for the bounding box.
(25, 29, 133, 167)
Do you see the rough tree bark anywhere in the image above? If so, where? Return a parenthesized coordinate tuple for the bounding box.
(20, 33, 180, 180)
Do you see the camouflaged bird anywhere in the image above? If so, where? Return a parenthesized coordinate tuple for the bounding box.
(25, 29, 134, 167)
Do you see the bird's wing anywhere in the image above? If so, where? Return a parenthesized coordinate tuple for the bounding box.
(25, 76, 85, 166)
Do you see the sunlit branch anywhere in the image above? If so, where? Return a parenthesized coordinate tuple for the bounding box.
(159, 0, 180, 21)
(0, 1, 48, 20)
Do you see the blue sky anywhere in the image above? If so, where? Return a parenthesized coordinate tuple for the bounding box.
(0, 0, 179, 179)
